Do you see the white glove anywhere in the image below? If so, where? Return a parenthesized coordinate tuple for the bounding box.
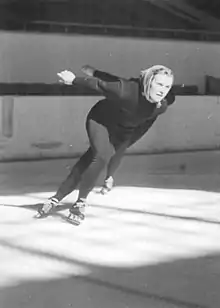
(57, 70, 76, 85)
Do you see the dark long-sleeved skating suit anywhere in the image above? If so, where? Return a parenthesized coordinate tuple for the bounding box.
(54, 70, 175, 201)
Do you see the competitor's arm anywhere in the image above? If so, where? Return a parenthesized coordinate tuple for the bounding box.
(75, 76, 123, 98)
(82, 65, 120, 82)
(57, 68, 124, 98)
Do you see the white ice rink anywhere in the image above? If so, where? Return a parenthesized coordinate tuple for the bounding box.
(0, 151, 220, 308)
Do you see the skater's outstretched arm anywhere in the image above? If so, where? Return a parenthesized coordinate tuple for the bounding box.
(57, 67, 126, 99)
(82, 65, 120, 82)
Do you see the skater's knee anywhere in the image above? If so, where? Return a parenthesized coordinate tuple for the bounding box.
(96, 151, 112, 165)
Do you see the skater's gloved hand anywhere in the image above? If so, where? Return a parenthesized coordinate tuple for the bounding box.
(57, 70, 76, 85)
(81, 65, 95, 77)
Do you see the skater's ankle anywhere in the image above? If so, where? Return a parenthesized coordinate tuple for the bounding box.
(49, 197, 59, 203)
(75, 198, 87, 207)
(77, 197, 87, 203)
(105, 176, 114, 183)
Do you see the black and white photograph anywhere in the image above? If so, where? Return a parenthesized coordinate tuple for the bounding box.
(0, 1, 220, 307)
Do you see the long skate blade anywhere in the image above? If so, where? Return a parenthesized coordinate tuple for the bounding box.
(34, 212, 48, 219)
(65, 213, 81, 226)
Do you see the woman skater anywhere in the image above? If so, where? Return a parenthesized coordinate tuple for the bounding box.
(38, 64, 175, 225)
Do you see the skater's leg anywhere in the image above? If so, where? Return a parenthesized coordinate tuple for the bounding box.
(53, 147, 93, 201)
(106, 144, 126, 178)
(100, 141, 129, 194)
(78, 119, 115, 199)
(69, 120, 115, 224)
(69, 152, 114, 224)
(38, 148, 93, 215)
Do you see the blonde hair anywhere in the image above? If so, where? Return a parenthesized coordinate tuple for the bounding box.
(140, 65, 174, 102)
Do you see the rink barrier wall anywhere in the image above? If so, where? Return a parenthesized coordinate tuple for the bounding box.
(1, 31, 220, 93)
(0, 95, 219, 161)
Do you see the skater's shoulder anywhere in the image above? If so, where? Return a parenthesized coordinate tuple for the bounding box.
(119, 78, 140, 102)
(165, 87, 176, 105)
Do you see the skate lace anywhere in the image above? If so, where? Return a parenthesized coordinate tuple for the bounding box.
(42, 197, 58, 212)
(105, 176, 113, 183)
(74, 199, 87, 208)
(104, 176, 114, 189)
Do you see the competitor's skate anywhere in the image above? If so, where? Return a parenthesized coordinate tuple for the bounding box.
(67, 199, 87, 226)
(100, 176, 114, 195)
(37, 197, 59, 217)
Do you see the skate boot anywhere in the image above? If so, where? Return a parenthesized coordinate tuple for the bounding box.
(37, 197, 59, 217)
(67, 198, 87, 226)
(100, 176, 114, 195)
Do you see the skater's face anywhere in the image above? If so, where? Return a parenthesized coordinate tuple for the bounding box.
(149, 73, 173, 103)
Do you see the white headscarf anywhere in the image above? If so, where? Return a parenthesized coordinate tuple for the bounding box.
(140, 65, 174, 103)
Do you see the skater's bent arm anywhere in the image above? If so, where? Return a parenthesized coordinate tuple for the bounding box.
(73, 76, 124, 99)
(93, 70, 120, 82)
(77, 65, 126, 98)
(58, 68, 131, 99)
(82, 65, 120, 82)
